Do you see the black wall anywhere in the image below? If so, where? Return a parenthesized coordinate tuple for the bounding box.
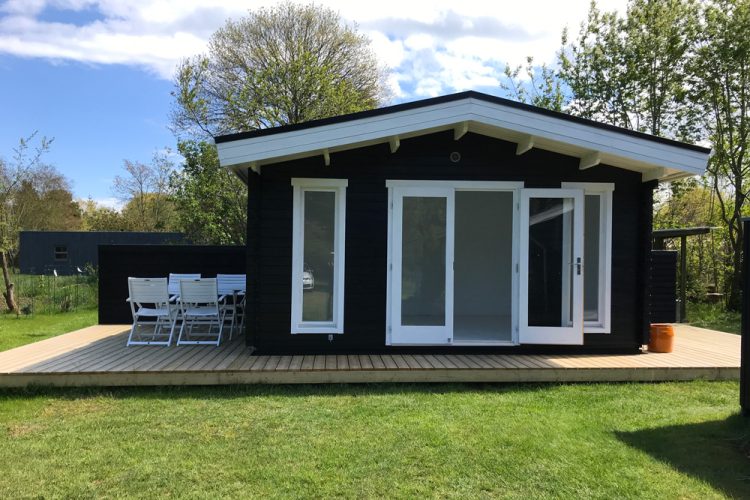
(248, 131, 650, 354)
(98, 245, 245, 324)
(20, 231, 187, 275)
(649, 250, 678, 323)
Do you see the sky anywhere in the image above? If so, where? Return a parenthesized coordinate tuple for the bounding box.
(0, 0, 627, 208)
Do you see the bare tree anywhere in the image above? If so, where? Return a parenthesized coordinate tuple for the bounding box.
(113, 151, 177, 231)
(0, 132, 55, 312)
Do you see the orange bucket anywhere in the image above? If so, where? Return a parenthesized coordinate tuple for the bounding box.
(648, 324, 675, 353)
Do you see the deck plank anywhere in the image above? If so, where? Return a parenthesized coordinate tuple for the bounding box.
(288, 356, 304, 371)
(347, 355, 362, 370)
(367, 355, 384, 369)
(337, 355, 349, 370)
(300, 355, 315, 371)
(312, 355, 326, 371)
(275, 356, 293, 371)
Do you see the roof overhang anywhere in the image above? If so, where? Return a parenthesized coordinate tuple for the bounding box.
(215, 93, 710, 183)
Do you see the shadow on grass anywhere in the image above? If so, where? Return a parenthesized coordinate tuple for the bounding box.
(616, 415, 750, 499)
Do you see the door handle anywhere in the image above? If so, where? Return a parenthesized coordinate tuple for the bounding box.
(576, 257, 582, 275)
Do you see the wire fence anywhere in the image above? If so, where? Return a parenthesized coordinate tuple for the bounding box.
(6, 270, 98, 315)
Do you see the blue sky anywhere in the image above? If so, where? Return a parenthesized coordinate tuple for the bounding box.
(0, 56, 174, 206)
(0, 0, 625, 207)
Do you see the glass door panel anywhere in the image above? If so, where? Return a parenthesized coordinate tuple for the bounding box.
(520, 189, 584, 345)
(391, 187, 453, 344)
(401, 196, 447, 326)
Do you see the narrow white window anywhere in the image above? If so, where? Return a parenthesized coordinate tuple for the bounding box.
(562, 182, 614, 333)
(291, 178, 347, 334)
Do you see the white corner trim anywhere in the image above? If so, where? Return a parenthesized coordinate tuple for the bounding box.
(454, 121, 469, 140)
(562, 182, 615, 193)
(290, 178, 347, 334)
(516, 135, 534, 155)
(385, 180, 524, 190)
(579, 151, 602, 170)
(642, 168, 666, 182)
(389, 136, 400, 153)
(291, 178, 348, 188)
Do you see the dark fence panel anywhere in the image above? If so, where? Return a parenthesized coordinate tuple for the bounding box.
(98, 245, 246, 324)
(649, 250, 677, 324)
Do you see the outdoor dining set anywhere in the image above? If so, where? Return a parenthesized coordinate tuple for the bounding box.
(126, 273, 246, 347)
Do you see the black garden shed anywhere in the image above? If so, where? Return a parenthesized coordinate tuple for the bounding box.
(214, 91, 710, 355)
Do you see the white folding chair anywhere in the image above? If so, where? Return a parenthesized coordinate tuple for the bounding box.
(217, 274, 246, 340)
(126, 277, 177, 346)
(177, 278, 224, 346)
(168, 273, 201, 301)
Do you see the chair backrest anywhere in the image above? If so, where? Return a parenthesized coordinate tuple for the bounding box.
(217, 274, 246, 295)
(168, 273, 201, 296)
(129, 277, 169, 306)
(179, 278, 218, 308)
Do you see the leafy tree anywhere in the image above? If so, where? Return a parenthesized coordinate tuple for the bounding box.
(501, 57, 568, 111)
(171, 2, 388, 138)
(170, 141, 246, 245)
(14, 166, 82, 232)
(691, 0, 750, 309)
(79, 199, 128, 231)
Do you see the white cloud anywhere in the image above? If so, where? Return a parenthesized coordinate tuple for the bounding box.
(80, 196, 124, 211)
(0, 0, 629, 97)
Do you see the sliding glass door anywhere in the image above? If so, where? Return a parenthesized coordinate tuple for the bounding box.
(387, 182, 584, 346)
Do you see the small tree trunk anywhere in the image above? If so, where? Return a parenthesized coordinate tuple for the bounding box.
(1, 251, 17, 313)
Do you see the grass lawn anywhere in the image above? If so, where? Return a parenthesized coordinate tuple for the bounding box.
(687, 302, 741, 334)
(0, 308, 97, 352)
(0, 381, 748, 498)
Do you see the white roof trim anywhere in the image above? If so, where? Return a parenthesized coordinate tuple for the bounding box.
(216, 97, 709, 182)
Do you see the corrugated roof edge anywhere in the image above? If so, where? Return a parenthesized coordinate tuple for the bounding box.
(213, 90, 711, 154)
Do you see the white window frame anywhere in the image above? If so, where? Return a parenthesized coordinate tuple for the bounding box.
(562, 182, 614, 333)
(290, 178, 347, 334)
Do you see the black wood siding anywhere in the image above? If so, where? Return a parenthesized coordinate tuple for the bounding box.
(99, 245, 245, 324)
(249, 131, 647, 354)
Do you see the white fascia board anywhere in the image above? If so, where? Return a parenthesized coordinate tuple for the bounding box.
(216, 98, 709, 178)
(467, 100, 708, 175)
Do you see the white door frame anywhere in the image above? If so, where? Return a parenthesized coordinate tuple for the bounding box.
(385, 180, 523, 346)
(519, 188, 585, 345)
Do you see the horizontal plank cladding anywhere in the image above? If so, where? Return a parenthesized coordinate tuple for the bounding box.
(251, 130, 645, 354)
(650, 250, 677, 323)
(99, 245, 246, 324)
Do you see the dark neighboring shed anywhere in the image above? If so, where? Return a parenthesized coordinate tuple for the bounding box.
(19, 231, 188, 275)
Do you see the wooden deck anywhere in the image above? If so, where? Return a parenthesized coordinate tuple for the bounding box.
(0, 324, 740, 387)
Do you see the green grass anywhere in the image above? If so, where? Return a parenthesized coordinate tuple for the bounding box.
(0, 381, 748, 498)
(688, 302, 741, 334)
(0, 308, 97, 352)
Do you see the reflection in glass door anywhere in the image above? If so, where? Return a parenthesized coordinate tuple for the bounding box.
(391, 187, 454, 345)
(519, 189, 584, 345)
